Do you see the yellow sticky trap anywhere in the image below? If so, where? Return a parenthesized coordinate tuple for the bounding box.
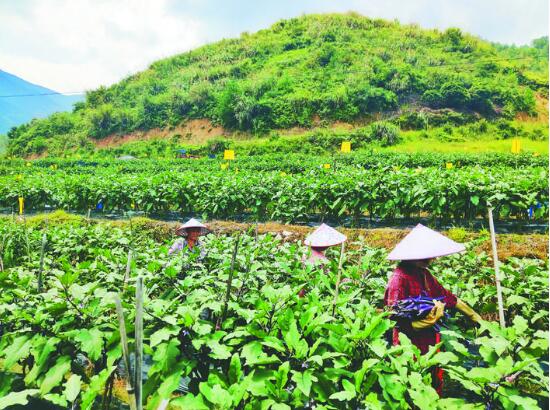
(392, 166, 400, 171)
(415, 167, 423, 173)
(131, 202, 135, 210)
(341, 141, 351, 153)
(323, 163, 331, 169)
(280, 171, 287, 177)
(511, 139, 521, 154)
(26, 162, 31, 167)
(18, 197, 24, 215)
(223, 150, 235, 160)
(220, 163, 229, 170)
(446, 163, 453, 169)
(15, 174, 22, 181)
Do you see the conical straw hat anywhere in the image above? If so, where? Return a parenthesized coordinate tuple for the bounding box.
(176, 218, 208, 236)
(387, 224, 465, 260)
(304, 223, 347, 247)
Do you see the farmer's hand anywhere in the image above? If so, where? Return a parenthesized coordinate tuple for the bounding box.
(412, 301, 446, 330)
(456, 299, 482, 324)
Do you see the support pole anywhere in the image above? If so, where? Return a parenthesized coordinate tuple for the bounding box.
(114, 296, 137, 410)
(217, 235, 240, 329)
(488, 208, 506, 328)
(134, 277, 144, 410)
(37, 233, 47, 292)
(123, 249, 132, 287)
(332, 242, 346, 316)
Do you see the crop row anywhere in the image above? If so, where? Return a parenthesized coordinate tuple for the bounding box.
(0, 151, 546, 175)
(3, 166, 547, 222)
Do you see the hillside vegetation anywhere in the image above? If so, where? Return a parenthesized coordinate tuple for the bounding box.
(5, 13, 548, 157)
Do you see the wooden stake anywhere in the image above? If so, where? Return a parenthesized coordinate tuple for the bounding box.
(135, 277, 144, 410)
(331, 242, 346, 316)
(37, 233, 47, 292)
(488, 208, 506, 328)
(114, 296, 137, 410)
(217, 235, 240, 329)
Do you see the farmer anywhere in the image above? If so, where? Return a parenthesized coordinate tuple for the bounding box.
(384, 224, 481, 395)
(169, 218, 208, 260)
(298, 224, 347, 297)
(303, 223, 347, 265)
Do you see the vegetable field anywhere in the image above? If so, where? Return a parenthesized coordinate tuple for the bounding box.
(0, 218, 547, 409)
(1, 153, 548, 223)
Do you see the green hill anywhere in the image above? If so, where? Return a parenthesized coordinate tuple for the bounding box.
(5, 13, 548, 157)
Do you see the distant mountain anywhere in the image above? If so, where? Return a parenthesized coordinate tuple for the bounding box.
(0, 70, 83, 134)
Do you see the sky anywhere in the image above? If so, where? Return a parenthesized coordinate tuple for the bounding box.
(0, 0, 547, 92)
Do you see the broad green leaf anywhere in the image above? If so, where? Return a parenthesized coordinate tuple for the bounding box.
(2, 336, 32, 370)
(170, 393, 209, 410)
(199, 383, 232, 408)
(150, 327, 178, 347)
(0, 389, 39, 409)
(64, 374, 81, 402)
(25, 337, 59, 385)
(291, 370, 315, 397)
(40, 356, 71, 395)
(228, 353, 242, 385)
(408, 372, 439, 410)
(208, 341, 232, 360)
(75, 328, 103, 361)
(329, 379, 356, 401)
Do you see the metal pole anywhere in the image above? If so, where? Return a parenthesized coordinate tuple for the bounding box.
(332, 242, 346, 316)
(488, 208, 506, 328)
(135, 277, 144, 410)
(114, 296, 137, 410)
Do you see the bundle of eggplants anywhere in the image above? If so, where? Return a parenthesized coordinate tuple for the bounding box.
(391, 294, 449, 331)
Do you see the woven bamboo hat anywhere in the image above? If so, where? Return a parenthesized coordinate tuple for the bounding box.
(175, 218, 208, 236)
(304, 224, 347, 247)
(387, 224, 465, 260)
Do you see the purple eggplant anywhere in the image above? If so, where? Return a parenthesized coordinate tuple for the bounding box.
(391, 294, 448, 331)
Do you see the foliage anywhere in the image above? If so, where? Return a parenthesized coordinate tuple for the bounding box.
(0, 157, 547, 223)
(5, 14, 547, 156)
(0, 220, 546, 408)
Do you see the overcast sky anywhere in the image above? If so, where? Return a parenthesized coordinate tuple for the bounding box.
(0, 0, 547, 92)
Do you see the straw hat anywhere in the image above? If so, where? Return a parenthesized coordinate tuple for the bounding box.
(387, 224, 465, 261)
(175, 218, 208, 236)
(304, 223, 347, 247)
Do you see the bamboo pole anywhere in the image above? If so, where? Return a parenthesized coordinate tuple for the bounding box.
(135, 277, 144, 410)
(114, 296, 137, 410)
(217, 235, 240, 329)
(331, 242, 346, 316)
(123, 249, 132, 287)
(37, 233, 47, 292)
(488, 208, 506, 328)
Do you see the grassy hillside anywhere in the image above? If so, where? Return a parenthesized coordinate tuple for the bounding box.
(5, 13, 548, 157)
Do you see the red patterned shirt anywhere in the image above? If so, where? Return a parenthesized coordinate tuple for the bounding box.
(384, 264, 457, 354)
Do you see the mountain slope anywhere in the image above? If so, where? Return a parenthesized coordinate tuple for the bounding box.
(0, 70, 83, 134)
(6, 13, 548, 157)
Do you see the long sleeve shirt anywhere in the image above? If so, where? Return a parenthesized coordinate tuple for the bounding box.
(168, 238, 206, 260)
(384, 264, 457, 354)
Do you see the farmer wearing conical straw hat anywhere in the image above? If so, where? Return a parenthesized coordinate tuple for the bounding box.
(169, 218, 208, 259)
(384, 224, 481, 395)
(303, 223, 347, 265)
(298, 224, 347, 298)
